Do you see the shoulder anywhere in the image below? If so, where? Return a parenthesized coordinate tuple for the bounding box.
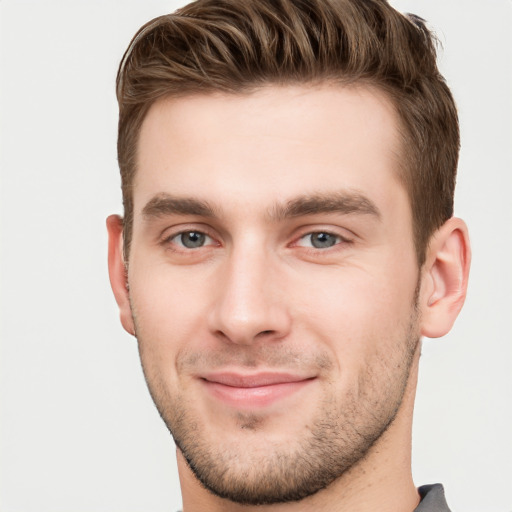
(414, 484, 452, 512)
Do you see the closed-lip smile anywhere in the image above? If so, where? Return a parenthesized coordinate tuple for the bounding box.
(199, 371, 316, 408)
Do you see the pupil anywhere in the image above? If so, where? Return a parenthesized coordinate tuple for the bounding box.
(312, 232, 336, 248)
(182, 232, 205, 248)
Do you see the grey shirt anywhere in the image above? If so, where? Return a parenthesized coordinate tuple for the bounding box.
(414, 484, 451, 512)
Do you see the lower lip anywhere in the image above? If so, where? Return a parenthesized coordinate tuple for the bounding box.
(202, 379, 314, 409)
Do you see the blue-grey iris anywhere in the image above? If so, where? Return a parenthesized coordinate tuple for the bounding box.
(181, 232, 205, 248)
(310, 232, 337, 248)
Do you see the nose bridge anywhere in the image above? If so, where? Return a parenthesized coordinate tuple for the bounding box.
(208, 237, 290, 344)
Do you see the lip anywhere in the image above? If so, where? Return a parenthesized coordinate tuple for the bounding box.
(200, 372, 316, 409)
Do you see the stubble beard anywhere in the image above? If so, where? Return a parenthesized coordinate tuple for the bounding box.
(134, 309, 420, 506)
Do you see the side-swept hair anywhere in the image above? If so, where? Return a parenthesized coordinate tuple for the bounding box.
(116, 0, 459, 265)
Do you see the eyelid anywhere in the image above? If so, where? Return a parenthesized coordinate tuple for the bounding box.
(171, 231, 214, 248)
(157, 223, 355, 252)
(159, 223, 220, 247)
(296, 232, 342, 248)
(289, 225, 355, 247)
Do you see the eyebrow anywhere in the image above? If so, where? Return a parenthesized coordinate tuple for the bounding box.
(269, 191, 381, 221)
(141, 190, 381, 222)
(142, 194, 216, 219)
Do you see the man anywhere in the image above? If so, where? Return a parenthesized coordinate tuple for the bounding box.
(107, 0, 470, 510)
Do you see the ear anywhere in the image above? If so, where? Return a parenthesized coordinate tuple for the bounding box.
(106, 215, 135, 336)
(419, 217, 471, 338)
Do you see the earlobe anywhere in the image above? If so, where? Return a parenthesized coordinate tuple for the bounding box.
(106, 215, 136, 336)
(420, 217, 471, 338)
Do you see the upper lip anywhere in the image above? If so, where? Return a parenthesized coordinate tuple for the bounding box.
(201, 372, 315, 388)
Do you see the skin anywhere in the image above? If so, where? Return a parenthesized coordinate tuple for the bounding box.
(108, 85, 470, 512)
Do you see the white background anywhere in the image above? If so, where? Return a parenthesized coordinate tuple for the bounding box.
(1, 1, 511, 511)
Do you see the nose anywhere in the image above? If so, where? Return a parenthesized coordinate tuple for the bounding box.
(207, 244, 292, 345)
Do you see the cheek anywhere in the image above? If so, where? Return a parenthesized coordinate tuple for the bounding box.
(292, 261, 418, 361)
(128, 264, 213, 363)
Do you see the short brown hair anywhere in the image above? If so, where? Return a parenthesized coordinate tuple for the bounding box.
(116, 0, 459, 265)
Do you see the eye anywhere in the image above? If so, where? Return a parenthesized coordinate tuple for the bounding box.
(297, 232, 343, 249)
(170, 231, 213, 249)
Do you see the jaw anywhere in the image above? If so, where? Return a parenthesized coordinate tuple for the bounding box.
(174, 344, 421, 512)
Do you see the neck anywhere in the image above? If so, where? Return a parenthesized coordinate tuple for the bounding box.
(178, 353, 421, 512)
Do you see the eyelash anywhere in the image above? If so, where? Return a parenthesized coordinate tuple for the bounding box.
(160, 227, 353, 253)
(291, 230, 354, 255)
(161, 229, 217, 251)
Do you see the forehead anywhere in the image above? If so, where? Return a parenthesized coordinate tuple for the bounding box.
(135, 85, 405, 218)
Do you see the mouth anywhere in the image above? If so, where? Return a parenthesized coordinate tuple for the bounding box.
(199, 372, 317, 409)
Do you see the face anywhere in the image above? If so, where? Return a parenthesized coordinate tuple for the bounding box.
(125, 86, 421, 504)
